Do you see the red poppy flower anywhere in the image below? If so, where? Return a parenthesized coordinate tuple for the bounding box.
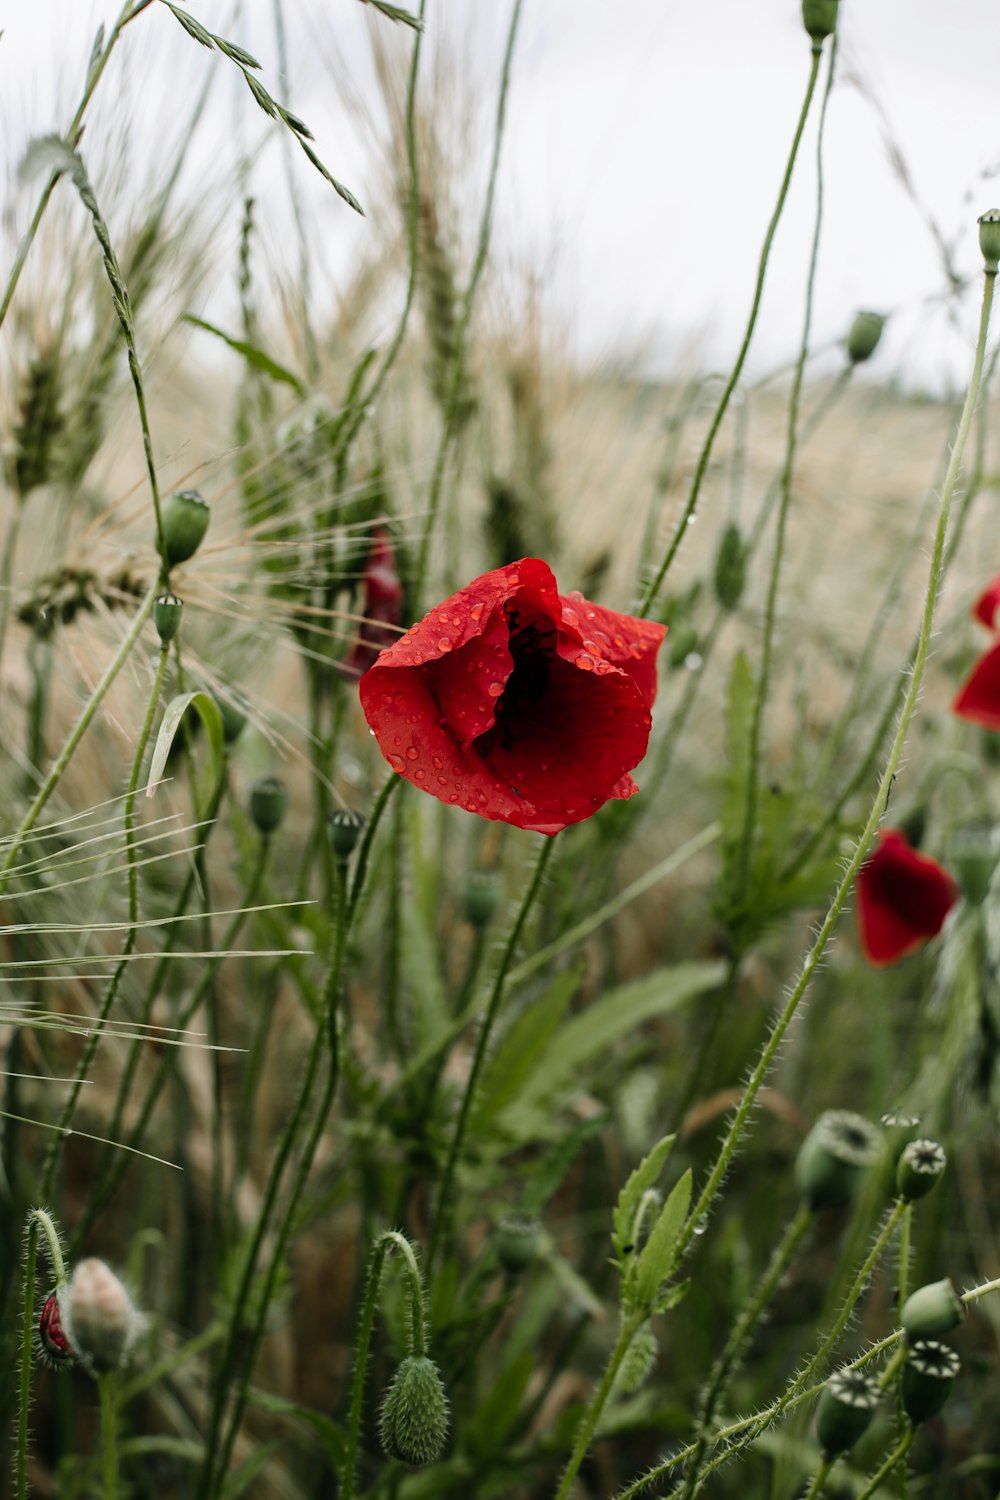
(359, 557, 666, 835)
(972, 575, 1000, 631)
(953, 636, 1000, 731)
(855, 828, 958, 966)
(338, 528, 404, 680)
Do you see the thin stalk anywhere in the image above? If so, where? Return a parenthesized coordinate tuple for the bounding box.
(856, 1431, 913, 1500)
(895, 1203, 912, 1500)
(426, 836, 554, 1278)
(802, 1456, 835, 1500)
(15, 1218, 39, 1500)
(99, 1374, 119, 1500)
(637, 39, 825, 618)
(553, 1313, 644, 1500)
(0, 503, 24, 679)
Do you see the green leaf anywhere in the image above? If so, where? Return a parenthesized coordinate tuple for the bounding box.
(612, 1134, 676, 1268)
(246, 1390, 346, 1467)
(220, 1440, 284, 1500)
(146, 691, 224, 798)
(183, 315, 306, 395)
(632, 1168, 692, 1315)
(472, 964, 582, 1132)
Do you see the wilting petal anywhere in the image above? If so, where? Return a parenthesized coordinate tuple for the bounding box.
(856, 828, 958, 966)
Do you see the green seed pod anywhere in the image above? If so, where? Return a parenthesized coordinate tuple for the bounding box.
(901, 1341, 960, 1425)
(495, 1216, 545, 1275)
(795, 1110, 884, 1211)
(713, 522, 747, 611)
(328, 808, 365, 861)
(249, 776, 289, 835)
(614, 1321, 659, 1396)
(801, 0, 838, 41)
(880, 1109, 922, 1163)
(896, 1138, 947, 1202)
(159, 489, 210, 567)
(379, 1355, 449, 1466)
(815, 1367, 880, 1456)
(668, 621, 699, 668)
(949, 826, 997, 906)
(846, 311, 886, 365)
(152, 593, 183, 646)
(217, 695, 248, 745)
(461, 870, 502, 928)
(979, 209, 1000, 273)
(902, 1279, 966, 1344)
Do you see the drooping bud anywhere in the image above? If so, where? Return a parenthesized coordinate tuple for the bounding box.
(495, 1216, 545, 1275)
(61, 1258, 140, 1373)
(815, 1367, 880, 1456)
(713, 523, 747, 611)
(978, 209, 1000, 273)
(159, 489, 210, 567)
(896, 1139, 947, 1203)
(379, 1355, 449, 1466)
(460, 870, 502, 928)
(249, 776, 289, 835)
(901, 1341, 960, 1425)
(801, 0, 838, 42)
(847, 311, 886, 365)
(328, 808, 365, 861)
(153, 593, 183, 646)
(795, 1110, 884, 1211)
(902, 1279, 966, 1343)
(38, 1289, 75, 1366)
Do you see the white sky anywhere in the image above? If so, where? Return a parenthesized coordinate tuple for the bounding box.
(3, 1, 1000, 391)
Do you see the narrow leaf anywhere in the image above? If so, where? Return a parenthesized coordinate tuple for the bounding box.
(146, 692, 224, 798)
(612, 1134, 676, 1267)
(183, 315, 306, 395)
(632, 1168, 692, 1313)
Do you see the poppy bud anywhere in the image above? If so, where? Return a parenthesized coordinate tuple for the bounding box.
(328, 808, 365, 861)
(713, 523, 747, 611)
(153, 592, 183, 645)
(846, 311, 886, 365)
(801, 0, 838, 41)
(218, 695, 248, 744)
(979, 209, 1000, 273)
(614, 1320, 659, 1396)
(249, 776, 289, 835)
(461, 870, 502, 928)
(38, 1288, 75, 1366)
(795, 1110, 884, 1211)
(880, 1109, 922, 1163)
(902, 1279, 966, 1343)
(815, 1367, 880, 1456)
(379, 1355, 449, 1466)
(896, 1138, 946, 1202)
(900, 1341, 960, 1425)
(949, 826, 998, 906)
(159, 489, 210, 567)
(668, 621, 699, 668)
(495, 1216, 545, 1274)
(61, 1258, 140, 1373)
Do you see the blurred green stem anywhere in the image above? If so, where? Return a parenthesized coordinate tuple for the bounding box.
(857, 1431, 913, 1500)
(99, 1374, 119, 1500)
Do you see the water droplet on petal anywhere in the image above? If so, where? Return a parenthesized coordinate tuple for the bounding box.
(405, 746, 419, 761)
(389, 754, 405, 772)
(583, 638, 600, 654)
(437, 775, 448, 786)
(393, 735, 402, 746)
(413, 653, 424, 664)
(432, 756, 443, 769)
(566, 590, 583, 601)
(437, 638, 452, 652)
(576, 653, 595, 671)
(414, 769, 425, 780)
(449, 792, 460, 803)
(487, 681, 504, 697)
(471, 604, 483, 622)
(563, 606, 579, 627)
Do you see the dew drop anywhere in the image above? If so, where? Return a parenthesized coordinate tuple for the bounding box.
(686, 514, 697, 526)
(487, 681, 504, 697)
(684, 652, 704, 671)
(414, 769, 425, 780)
(405, 746, 419, 761)
(470, 604, 483, 621)
(388, 753, 405, 772)
(413, 653, 424, 664)
(393, 735, 402, 746)
(583, 638, 600, 654)
(566, 590, 583, 601)
(692, 1215, 709, 1236)
(449, 792, 460, 803)
(452, 765, 463, 776)
(586, 609, 596, 620)
(437, 638, 452, 652)
(62, 1127, 73, 1139)
(432, 755, 443, 769)
(563, 606, 579, 627)
(437, 775, 448, 786)
(576, 653, 595, 671)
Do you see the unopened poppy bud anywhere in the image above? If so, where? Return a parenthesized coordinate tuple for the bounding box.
(949, 826, 998, 906)
(846, 311, 886, 365)
(249, 776, 288, 835)
(379, 1355, 449, 1466)
(328, 808, 365, 861)
(897, 1139, 947, 1202)
(901, 1341, 960, 1425)
(816, 1367, 880, 1456)
(713, 523, 747, 611)
(795, 1110, 884, 1211)
(159, 489, 210, 567)
(614, 1321, 659, 1396)
(801, 0, 838, 41)
(668, 621, 699, 668)
(61, 1258, 139, 1373)
(461, 871, 502, 928)
(880, 1109, 922, 1162)
(902, 1279, 966, 1343)
(979, 209, 1000, 273)
(495, 1216, 545, 1274)
(218, 695, 248, 744)
(38, 1288, 75, 1366)
(153, 592, 183, 645)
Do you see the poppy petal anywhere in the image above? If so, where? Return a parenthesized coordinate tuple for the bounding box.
(953, 637, 1000, 731)
(856, 829, 958, 966)
(973, 575, 1000, 630)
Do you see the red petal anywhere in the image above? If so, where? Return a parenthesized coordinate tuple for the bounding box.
(953, 637, 1000, 731)
(557, 592, 666, 709)
(973, 575, 1000, 630)
(856, 829, 958, 966)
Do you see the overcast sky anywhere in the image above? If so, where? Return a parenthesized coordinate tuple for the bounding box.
(4, 2, 1000, 391)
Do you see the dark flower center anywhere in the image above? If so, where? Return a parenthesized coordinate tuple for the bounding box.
(478, 603, 556, 755)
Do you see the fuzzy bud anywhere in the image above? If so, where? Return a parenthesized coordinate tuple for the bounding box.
(38, 1288, 75, 1366)
(901, 1341, 960, 1425)
(495, 1216, 545, 1275)
(979, 209, 1000, 273)
(61, 1258, 139, 1373)
(153, 593, 183, 646)
(896, 1138, 947, 1202)
(328, 808, 365, 861)
(379, 1356, 449, 1466)
(815, 1367, 880, 1456)
(461, 871, 502, 928)
(713, 523, 747, 611)
(801, 0, 838, 41)
(249, 776, 289, 835)
(902, 1279, 966, 1343)
(847, 311, 886, 365)
(159, 489, 210, 568)
(795, 1110, 884, 1211)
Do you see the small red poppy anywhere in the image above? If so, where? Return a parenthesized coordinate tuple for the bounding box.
(339, 528, 404, 680)
(359, 558, 666, 835)
(972, 575, 1000, 631)
(856, 828, 958, 966)
(953, 636, 1000, 731)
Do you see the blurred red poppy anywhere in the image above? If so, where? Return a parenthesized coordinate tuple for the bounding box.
(954, 637, 1000, 731)
(856, 828, 958, 966)
(972, 574, 1000, 631)
(339, 528, 404, 680)
(359, 557, 666, 834)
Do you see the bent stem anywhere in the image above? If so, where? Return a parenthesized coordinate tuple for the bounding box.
(426, 836, 554, 1279)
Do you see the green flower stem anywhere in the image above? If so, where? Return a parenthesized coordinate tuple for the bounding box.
(349, 774, 400, 922)
(413, 0, 524, 607)
(964, 1274, 1000, 1303)
(342, 1231, 426, 1500)
(679, 1202, 813, 1499)
(15, 1218, 40, 1500)
(673, 259, 995, 1270)
(99, 1373, 120, 1500)
(736, 32, 836, 897)
(856, 1430, 913, 1500)
(553, 1312, 644, 1500)
(637, 39, 825, 619)
(0, 502, 24, 680)
(802, 1456, 835, 1500)
(426, 836, 554, 1279)
(895, 1204, 912, 1500)
(0, 585, 158, 894)
(40, 641, 172, 1200)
